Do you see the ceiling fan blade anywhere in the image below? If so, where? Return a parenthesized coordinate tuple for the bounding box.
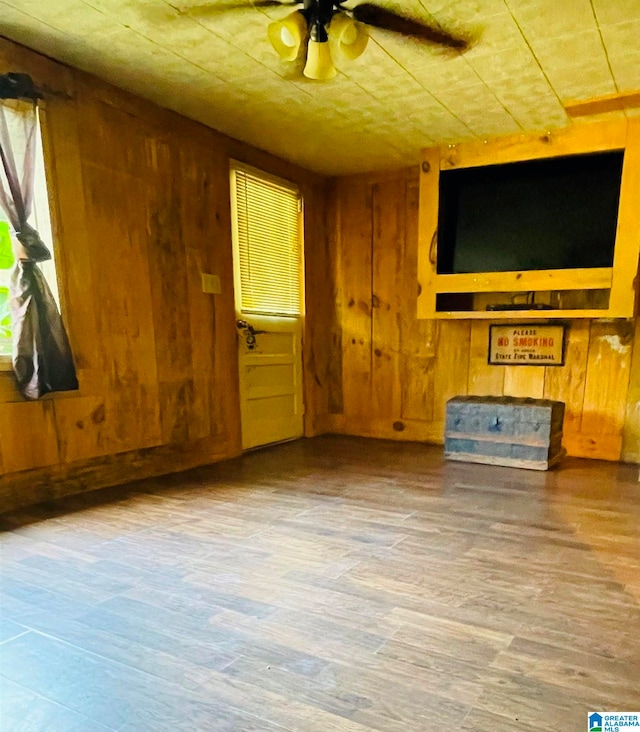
(351, 3, 468, 49)
(180, 0, 300, 16)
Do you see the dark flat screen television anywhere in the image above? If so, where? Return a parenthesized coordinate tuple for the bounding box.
(437, 151, 625, 275)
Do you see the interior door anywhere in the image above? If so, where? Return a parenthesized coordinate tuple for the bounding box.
(236, 314, 304, 450)
(230, 162, 305, 450)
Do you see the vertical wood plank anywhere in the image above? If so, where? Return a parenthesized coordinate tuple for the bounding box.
(543, 320, 590, 434)
(371, 179, 404, 418)
(79, 99, 162, 454)
(432, 321, 471, 424)
(302, 180, 332, 435)
(39, 98, 101, 394)
(504, 366, 545, 398)
(326, 179, 344, 416)
(181, 149, 216, 443)
(400, 178, 437, 422)
(207, 153, 242, 449)
(609, 118, 640, 316)
(467, 322, 505, 395)
(622, 317, 640, 463)
(417, 148, 440, 318)
(82, 169, 162, 453)
(581, 320, 634, 440)
(340, 179, 373, 418)
(147, 138, 195, 445)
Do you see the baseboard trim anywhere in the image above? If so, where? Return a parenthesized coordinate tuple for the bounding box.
(327, 415, 624, 462)
(0, 435, 237, 515)
(327, 415, 445, 443)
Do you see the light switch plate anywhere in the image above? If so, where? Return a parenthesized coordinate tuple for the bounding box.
(201, 273, 221, 295)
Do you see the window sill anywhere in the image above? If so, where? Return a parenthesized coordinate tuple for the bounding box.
(0, 365, 85, 403)
(0, 357, 13, 372)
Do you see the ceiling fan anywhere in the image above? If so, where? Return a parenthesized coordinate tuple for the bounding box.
(180, 0, 470, 80)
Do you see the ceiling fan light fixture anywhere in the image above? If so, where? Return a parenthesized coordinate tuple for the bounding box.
(303, 22, 337, 80)
(329, 13, 369, 60)
(268, 11, 307, 61)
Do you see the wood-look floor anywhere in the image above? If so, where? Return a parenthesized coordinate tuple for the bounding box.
(1, 435, 639, 731)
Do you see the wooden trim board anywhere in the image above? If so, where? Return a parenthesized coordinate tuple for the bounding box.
(433, 309, 615, 320)
(0, 435, 235, 515)
(433, 268, 612, 294)
(434, 119, 627, 170)
(565, 90, 640, 118)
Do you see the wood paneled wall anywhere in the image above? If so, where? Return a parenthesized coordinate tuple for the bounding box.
(0, 37, 330, 512)
(1, 39, 637, 516)
(326, 168, 640, 463)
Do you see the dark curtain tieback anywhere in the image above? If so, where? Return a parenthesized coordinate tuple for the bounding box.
(15, 221, 52, 263)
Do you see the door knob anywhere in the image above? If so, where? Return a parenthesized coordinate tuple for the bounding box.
(236, 319, 265, 350)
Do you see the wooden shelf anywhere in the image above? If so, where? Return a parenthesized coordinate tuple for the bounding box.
(433, 268, 612, 294)
(417, 119, 640, 321)
(434, 309, 619, 320)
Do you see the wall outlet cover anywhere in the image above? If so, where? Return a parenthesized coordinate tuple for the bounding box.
(201, 273, 221, 295)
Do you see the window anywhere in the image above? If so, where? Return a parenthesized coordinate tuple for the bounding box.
(0, 220, 13, 356)
(230, 163, 303, 317)
(0, 101, 58, 360)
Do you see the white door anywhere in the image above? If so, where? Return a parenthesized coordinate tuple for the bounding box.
(236, 314, 304, 450)
(230, 163, 304, 450)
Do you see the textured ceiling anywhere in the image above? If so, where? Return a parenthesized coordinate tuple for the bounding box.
(1, 0, 639, 174)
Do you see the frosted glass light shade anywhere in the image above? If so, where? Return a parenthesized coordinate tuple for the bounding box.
(303, 39, 337, 80)
(329, 13, 368, 60)
(268, 11, 307, 61)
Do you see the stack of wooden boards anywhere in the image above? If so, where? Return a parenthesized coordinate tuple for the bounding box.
(445, 396, 566, 471)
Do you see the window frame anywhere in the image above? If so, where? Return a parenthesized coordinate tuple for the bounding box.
(229, 160, 305, 320)
(0, 101, 62, 372)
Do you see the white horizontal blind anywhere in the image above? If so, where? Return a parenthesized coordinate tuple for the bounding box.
(232, 164, 302, 317)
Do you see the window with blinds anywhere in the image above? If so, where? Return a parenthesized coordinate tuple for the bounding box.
(231, 163, 303, 317)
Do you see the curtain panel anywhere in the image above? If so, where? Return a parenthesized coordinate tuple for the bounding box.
(0, 86, 78, 399)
